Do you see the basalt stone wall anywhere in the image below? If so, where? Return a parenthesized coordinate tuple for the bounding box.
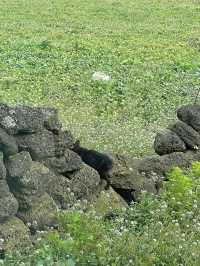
(1, 103, 200, 253)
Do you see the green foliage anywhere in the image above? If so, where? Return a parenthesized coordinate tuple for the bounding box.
(163, 167, 193, 212)
(4, 163, 200, 266)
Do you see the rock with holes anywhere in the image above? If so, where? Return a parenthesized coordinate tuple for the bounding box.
(177, 104, 200, 133)
(0, 103, 60, 135)
(138, 155, 167, 178)
(15, 130, 56, 160)
(93, 187, 128, 215)
(40, 149, 82, 174)
(0, 216, 31, 252)
(138, 151, 195, 179)
(154, 129, 186, 155)
(8, 161, 55, 210)
(0, 180, 19, 222)
(46, 174, 74, 209)
(66, 163, 100, 200)
(108, 154, 144, 191)
(169, 121, 200, 150)
(5, 151, 32, 178)
(17, 193, 58, 230)
(0, 127, 18, 157)
(0, 154, 6, 179)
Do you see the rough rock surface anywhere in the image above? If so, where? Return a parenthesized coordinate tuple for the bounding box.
(0, 103, 200, 254)
(0, 128, 18, 157)
(154, 129, 186, 155)
(177, 104, 200, 133)
(0, 180, 18, 222)
(66, 163, 101, 200)
(169, 121, 200, 149)
(0, 155, 7, 179)
(40, 149, 82, 174)
(17, 193, 58, 230)
(0, 103, 59, 135)
(15, 130, 56, 160)
(0, 216, 31, 251)
(93, 187, 128, 215)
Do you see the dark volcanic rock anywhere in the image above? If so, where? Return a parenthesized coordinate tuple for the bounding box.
(177, 104, 200, 133)
(41, 149, 82, 174)
(46, 174, 73, 209)
(0, 216, 31, 252)
(169, 121, 200, 150)
(0, 155, 6, 179)
(0, 128, 18, 157)
(54, 131, 75, 157)
(15, 130, 56, 160)
(154, 129, 186, 155)
(0, 180, 18, 221)
(5, 151, 32, 178)
(66, 163, 100, 200)
(138, 151, 195, 179)
(108, 154, 143, 190)
(138, 155, 166, 178)
(0, 103, 60, 135)
(8, 162, 55, 210)
(17, 193, 58, 230)
(162, 151, 194, 173)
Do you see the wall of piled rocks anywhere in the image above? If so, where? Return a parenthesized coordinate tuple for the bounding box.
(1, 103, 200, 253)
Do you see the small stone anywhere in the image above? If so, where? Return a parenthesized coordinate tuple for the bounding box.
(92, 72, 111, 82)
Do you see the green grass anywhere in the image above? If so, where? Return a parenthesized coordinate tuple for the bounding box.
(0, 0, 200, 156)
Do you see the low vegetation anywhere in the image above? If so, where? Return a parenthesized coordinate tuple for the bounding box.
(3, 162, 200, 265)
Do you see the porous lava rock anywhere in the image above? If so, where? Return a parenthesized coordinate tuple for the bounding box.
(0, 216, 31, 252)
(169, 121, 200, 150)
(177, 104, 200, 133)
(0, 180, 18, 222)
(1, 102, 200, 254)
(17, 193, 58, 231)
(154, 129, 186, 155)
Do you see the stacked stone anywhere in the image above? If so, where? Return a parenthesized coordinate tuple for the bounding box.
(102, 105, 200, 202)
(1, 103, 200, 253)
(134, 105, 200, 182)
(0, 103, 100, 252)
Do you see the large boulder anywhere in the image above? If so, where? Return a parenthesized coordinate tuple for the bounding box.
(5, 151, 32, 178)
(15, 130, 56, 160)
(108, 154, 145, 191)
(154, 129, 186, 155)
(0, 128, 18, 157)
(138, 151, 195, 179)
(0, 180, 18, 222)
(0, 103, 60, 135)
(46, 174, 74, 209)
(93, 187, 128, 215)
(177, 104, 200, 133)
(8, 161, 56, 210)
(53, 130, 75, 156)
(66, 163, 101, 200)
(40, 149, 82, 174)
(17, 193, 58, 230)
(0, 216, 31, 252)
(169, 121, 200, 150)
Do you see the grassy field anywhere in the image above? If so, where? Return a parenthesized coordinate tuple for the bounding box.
(0, 0, 200, 156)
